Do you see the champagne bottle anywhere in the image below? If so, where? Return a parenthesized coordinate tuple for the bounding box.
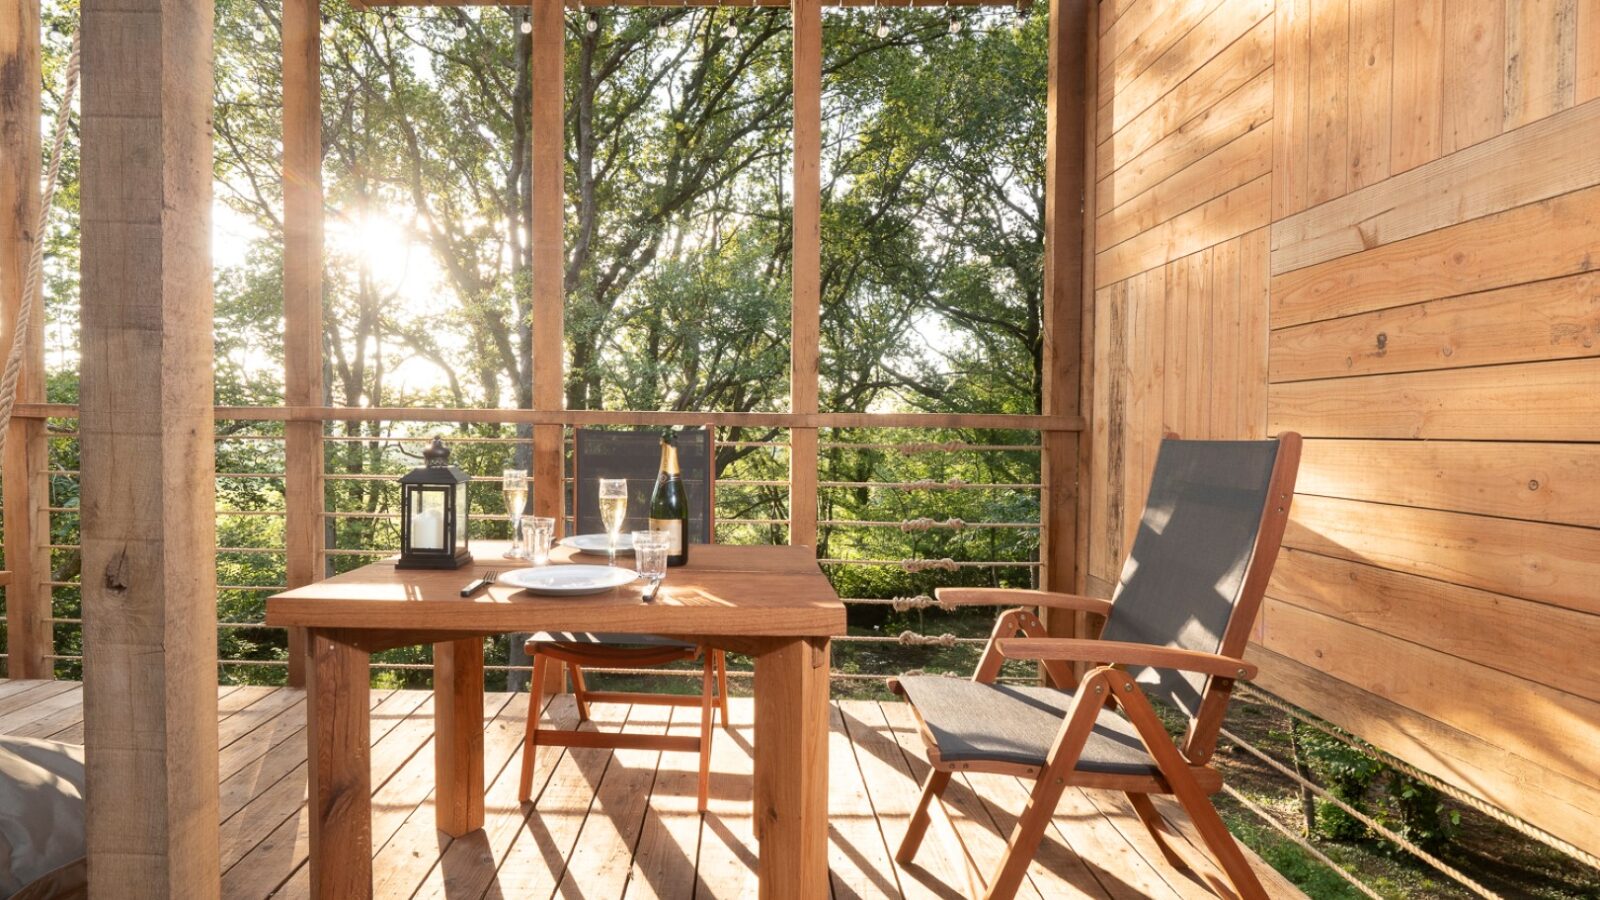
(649, 430, 690, 566)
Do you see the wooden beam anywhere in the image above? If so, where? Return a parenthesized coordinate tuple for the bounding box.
(282, 0, 325, 688)
(530, 0, 564, 535)
(79, 0, 221, 891)
(0, 0, 51, 680)
(788, 0, 821, 550)
(357, 0, 1021, 6)
(1041, 0, 1088, 639)
(12, 402, 1087, 432)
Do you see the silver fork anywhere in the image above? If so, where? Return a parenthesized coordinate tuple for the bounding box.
(461, 569, 502, 597)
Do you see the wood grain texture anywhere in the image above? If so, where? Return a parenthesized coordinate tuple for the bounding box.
(1268, 357, 1600, 441)
(1271, 95, 1600, 275)
(753, 638, 831, 899)
(1293, 437, 1600, 528)
(305, 632, 373, 898)
(78, 0, 222, 890)
(787, 0, 820, 558)
(1273, 0, 1312, 217)
(1271, 178, 1600, 326)
(432, 637, 486, 836)
(1348, 0, 1394, 188)
(268, 543, 848, 636)
(1268, 548, 1600, 701)
(1307, 0, 1351, 205)
(1097, 124, 1271, 252)
(1443, 0, 1505, 153)
(1095, 174, 1270, 287)
(1390, 0, 1445, 172)
(1503, 0, 1578, 128)
(0, 0, 50, 680)
(531, 0, 564, 531)
(1268, 271, 1600, 381)
(1282, 492, 1600, 615)
(1258, 598, 1600, 790)
(1580, 0, 1600, 102)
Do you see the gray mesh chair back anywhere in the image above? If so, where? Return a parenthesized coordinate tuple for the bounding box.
(1097, 438, 1281, 720)
(572, 427, 714, 543)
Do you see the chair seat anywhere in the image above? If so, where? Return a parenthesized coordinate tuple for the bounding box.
(896, 676, 1161, 776)
(525, 632, 695, 650)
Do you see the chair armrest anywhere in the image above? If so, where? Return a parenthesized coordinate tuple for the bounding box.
(993, 638, 1256, 680)
(934, 588, 1113, 616)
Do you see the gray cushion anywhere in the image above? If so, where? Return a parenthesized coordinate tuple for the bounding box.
(526, 632, 695, 650)
(896, 676, 1159, 776)
(0, 738, 85, 900)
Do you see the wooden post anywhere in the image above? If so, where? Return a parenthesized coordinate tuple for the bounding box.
(530, 0, 563, 532)
(529, 0, 566, 694)
(0, 0, 52, 680)
(79, 0, 221, 891)
(283, 0, 325, 687)
(1040, 0, 1088, 637)
(788, 0, 821, 551)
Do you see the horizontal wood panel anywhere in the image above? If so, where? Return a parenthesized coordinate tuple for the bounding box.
(1270, 179, 1600, 327)
(1271, 97, 1600, 275)
(1294, 438, 1600, 528)
(1095, 173, 1270, 287)
(1096, 0, 1273, 137)
(1267, 357, 1600, 440)
(1248, 645, 1600, 860)
(1097, 68, 1273, 217)
(1096, 15, 1274, 178)
(1282, 492, 1600, 615)
(1268, 271, 1600, 382)
(1096, 124, 1272, 252)
(1267, 548, 1600, 700)
(1256, 598, 1600, 791)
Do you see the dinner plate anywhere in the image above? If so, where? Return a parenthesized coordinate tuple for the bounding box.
(560, 533, 634, 556)
(500, 565, 638, 596)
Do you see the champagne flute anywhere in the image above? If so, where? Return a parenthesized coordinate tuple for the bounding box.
(598, 478, 628, 567)
(502, 469, 529, 559)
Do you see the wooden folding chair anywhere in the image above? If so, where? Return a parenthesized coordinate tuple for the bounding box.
(518, 427, 729, 813)
(890, 433, 1302, 900)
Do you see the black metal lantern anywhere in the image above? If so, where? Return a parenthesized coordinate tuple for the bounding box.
(398, 437, 473, 570)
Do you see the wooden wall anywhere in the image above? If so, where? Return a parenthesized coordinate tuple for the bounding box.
(1085, 0, 1600, 859)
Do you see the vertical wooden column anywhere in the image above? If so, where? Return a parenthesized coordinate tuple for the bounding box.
(788, 0, 821, 550)
(529, 0, 566, 694)
(282, 0, 324, 687)
(0, 0, 51, 679)
(1040, 0, 1088, 637)
(79, 0, 221, 891)
(529, 0, 563, 533)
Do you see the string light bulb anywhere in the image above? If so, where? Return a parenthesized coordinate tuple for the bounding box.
(251, 25, 266, 42)
(586, 11, 599, 32)
(873, 0, 888, 38)
(519, 15, 532, 34)
(656, 13, 670, 38)
(948, 13, 961, 33)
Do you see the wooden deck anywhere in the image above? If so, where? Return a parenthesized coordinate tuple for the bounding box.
(0, 679, 1303, 899)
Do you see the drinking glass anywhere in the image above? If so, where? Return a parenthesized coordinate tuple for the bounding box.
(598, 478, 628, 567)
(527, 516, 556, 565)
(502, 469, 529, 559)
(632, 530, 670, 601)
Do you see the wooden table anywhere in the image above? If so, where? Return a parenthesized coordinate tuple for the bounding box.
(266, 542, 845, 899)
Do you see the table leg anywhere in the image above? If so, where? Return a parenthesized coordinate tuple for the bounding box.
(753, 637, 830, 899)
(434, 637, 486, 835)
(306, 629, 373, 899)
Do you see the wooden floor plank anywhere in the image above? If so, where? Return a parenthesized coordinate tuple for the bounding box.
(693, 697, 760, 898)
(0, 683, 1304, 899)
(826, 702, 908, 899)
(622, 704, 707, 900)
(410, 693, 581, 900)
(556, 700, 672, 897)
(837, 700, 966, 900)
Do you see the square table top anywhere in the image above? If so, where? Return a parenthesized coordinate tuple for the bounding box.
(266, 541, 847, 638)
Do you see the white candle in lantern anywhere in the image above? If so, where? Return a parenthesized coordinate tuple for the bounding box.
(411, 508, 444, 550)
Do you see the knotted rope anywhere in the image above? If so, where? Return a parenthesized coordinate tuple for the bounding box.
(0, 32, 80, 461)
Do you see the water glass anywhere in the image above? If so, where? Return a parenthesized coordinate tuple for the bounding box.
(527, 516, 556, 565)
(632, 530, 671, 598)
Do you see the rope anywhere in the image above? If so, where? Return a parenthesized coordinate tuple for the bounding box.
(1219, 783, 1385, 900)
(1236, 685, 1600, 871)
(0, 32, 79, 461)
(1217, 724, 1501, 898)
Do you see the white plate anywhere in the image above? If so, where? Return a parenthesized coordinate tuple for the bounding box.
(500, 565, 638, 596)
(560, 533, 634, 556)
